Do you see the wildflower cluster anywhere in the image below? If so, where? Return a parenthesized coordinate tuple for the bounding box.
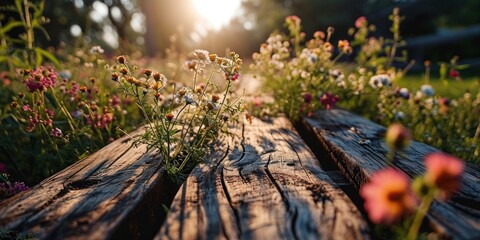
(361, 150, 464, 239)
(252, 9, 480, 163)
(251, 15, 353, 120)
(110, 51, 244, 181)
(4, 45, 139, 186)
(0, 163, 28, 200)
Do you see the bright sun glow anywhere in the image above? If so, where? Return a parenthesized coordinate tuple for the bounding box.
(191, 0, 242, 31)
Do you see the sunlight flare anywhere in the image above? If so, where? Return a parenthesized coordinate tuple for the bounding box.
(191, 0, 242, 31)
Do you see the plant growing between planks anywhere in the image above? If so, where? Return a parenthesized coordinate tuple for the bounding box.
(110, 50, 244, 182)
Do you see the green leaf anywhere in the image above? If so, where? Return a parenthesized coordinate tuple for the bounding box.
(37, 25, 51, 41)
(456, 64, 469, 70)
(14, 0, 22, 16)
(44, 91, 59, 109)
(0, 21, 23, 35)
(0, 56, 9, 63)
(35, 48, 43, 67)
(34, 47, 59, 67)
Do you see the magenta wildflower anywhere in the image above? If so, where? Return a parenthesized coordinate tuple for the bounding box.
(51, 127, 63, 138)
(23, 66, 58, 92)
(304, 92, 313, 104)
(0, 182, 29, 199)
(320, 93, 339, 110)
(449, 69, 459, 78)
(231, 73, 240, 81)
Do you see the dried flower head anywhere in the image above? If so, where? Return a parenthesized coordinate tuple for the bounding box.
(116, 55, 126, 64)
(144, 68, 152, 77)
(166, 113, 174, 122)
(111, 72, 119, 81)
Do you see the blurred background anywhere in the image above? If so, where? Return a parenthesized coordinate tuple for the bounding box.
(1, 0, 480, 71)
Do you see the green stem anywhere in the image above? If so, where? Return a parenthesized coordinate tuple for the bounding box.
(407, 191, 434, 240)
(50, 87, 78, 132)
(178, 80, 232, 172)
(332, 52, 345, 64)
(23, 0, 34, 66)
(40, 123, 64, 165)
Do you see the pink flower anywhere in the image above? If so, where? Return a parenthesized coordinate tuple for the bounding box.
(424, 152, 464, 199)
(51, 127, 63, 138)
(110, 95, 121, 106)
(355, 16, 367, 28)
(253, 96, 262, 107)
(46, 109, 55, 118)
(449, 69, 459, 78)
(319, 93, 339, 110)
(23, 66, 58, 92)
(360, 168, 417, 224)
(0, 162, 6, 173)
(22, 105, 32, 112)
(0, 182, 29, 200)
(439, 98, 450, 107)
(231, 73, 240, 81)
(285, 15, 301, 25)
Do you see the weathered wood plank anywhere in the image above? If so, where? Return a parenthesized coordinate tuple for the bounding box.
(301, 109, 480, 239)
(156, 117, 370, 239)
(0, 127, 174, 239)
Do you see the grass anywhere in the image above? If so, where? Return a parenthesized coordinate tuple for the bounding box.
(395, 74, 480, 98)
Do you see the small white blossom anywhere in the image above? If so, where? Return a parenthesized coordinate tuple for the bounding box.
(398, 88, 410, 99)
(369, 74, 392, 89)
(89, 46, 104, 54)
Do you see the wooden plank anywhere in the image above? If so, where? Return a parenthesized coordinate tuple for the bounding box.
(301, 109, 480, 239)
(0, 127, 175, 239)
(156, 117, 370, 239)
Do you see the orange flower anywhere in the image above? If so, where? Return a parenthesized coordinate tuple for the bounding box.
(360, 168, 417, 224)
(424, 152, 464, 199)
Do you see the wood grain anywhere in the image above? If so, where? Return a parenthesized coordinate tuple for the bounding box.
(156, 117, 370, 240)
(0, 128, 174, 240)
(301, 109, 480, 239)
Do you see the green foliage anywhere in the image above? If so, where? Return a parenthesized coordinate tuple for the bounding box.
(110, 51, 244, 182)
(252, 9, 480, 164)
(0, 0, 58, 71)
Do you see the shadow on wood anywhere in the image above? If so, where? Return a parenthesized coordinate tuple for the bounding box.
(0, 128, 179, 239)
(301, 109, 480, 239)
(156, 117, 370, 239)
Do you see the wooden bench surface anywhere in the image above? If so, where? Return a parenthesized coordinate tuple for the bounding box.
(0, 128, 173, 240)
(300, 109, 480, 239)
(156, 117, 370, 239)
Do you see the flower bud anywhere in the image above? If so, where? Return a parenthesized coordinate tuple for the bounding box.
(111, 72, 119, 81)
(209, 54, 217, 62)
(211, 95, 220, 103)
(120, 67, 128, 75)
(116, 55, 126, 64)
(166, 113, 174, 121)
(144, 68, 152, 77)
(386, 123, 412, 150)
(153, 72, 161, 81)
